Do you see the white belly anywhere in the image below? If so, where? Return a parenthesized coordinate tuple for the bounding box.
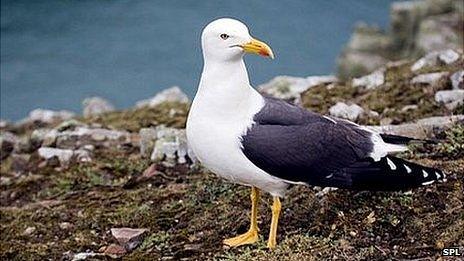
(186, 93, 288, 197)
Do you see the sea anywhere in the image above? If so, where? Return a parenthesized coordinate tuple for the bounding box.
(1, 0, 396, 121)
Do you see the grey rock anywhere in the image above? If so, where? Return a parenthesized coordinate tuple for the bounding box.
(27, 109, 75, 124)
(135, 86, 189, 108)
(401, 105, 419, 112)
(0, 131, 18, 160)
(110, 228, 148, 251)
(73, 149, 92, 163)
(82, 97, 115, 117)
(55, 127, 131, 149)
(352, 68, 385, 89)
(411, 72, 448, 85)
(31, 128, 58, 147)
(366, 115, 464, 139)
(329, 102, 365, 121)
(450, 70, 464, 89)
(22, 226, 36, 236)
(434, 89, 464, 110)
(337, 51, 388, 79)
(412, 49, 461, 71)
(139, 128, 157, 157)
(71, 252, 100, 261)
(150, 126, 192, 165)
(415, 14, 463, 53)
(0, 120, 10, 129)
(258, 75, 337, 101)
(38, 147, 74, 166)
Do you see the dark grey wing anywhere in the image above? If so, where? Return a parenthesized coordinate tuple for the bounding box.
(241, 97, 445, 190)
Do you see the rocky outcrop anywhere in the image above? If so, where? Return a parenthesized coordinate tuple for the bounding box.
(82, 97, 115, 117)
(258, 75, 337, 102)
(135, 86, 189, 108)
(434, 90, 464, 110)
(337, 0, 463, 79)
(329, 102, 365, 121)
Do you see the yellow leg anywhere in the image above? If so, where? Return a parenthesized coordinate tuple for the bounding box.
(267, 196, 281, 249)
(223, 187, 260, 247)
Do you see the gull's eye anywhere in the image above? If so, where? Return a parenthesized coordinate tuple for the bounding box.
(220, 33, 229, 40)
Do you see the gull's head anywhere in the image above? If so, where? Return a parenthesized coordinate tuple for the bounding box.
(201, 18, 274, 62)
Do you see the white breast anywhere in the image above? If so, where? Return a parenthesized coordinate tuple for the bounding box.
(186, 88, 288, 197)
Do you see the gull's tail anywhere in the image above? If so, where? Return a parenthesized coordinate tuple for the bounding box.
(321, 156, 446, 191)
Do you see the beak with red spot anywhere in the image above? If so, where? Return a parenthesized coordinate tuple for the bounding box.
(241, 37, 274, 59)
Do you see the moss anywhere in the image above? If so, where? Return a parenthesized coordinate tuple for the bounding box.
(82, 101, 189, 132)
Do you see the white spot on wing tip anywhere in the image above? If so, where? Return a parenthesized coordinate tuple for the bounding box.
(435, 171, 441, 179)
(386, 157, 396, 170)
(422, 170, 429, 178)
(404, 164, 412, 173)
(422, 180, 434, 186)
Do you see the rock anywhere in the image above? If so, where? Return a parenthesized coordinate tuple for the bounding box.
(450, 70, 464, 89)
(411, 72, 448, 85)
(135, 86, 189, 108)
(55, 127, 131, 149)
(104, 244, 127, 256)
(401, 105, 419, 112)
(0, 120, 10, 129)
(27, 109, 75, 124)
(437, 49, 460, 64)
(110, 228, 148, 251)
(150, 126, 192, 165)
(59, 222, 73, 230)
(366, 115, 464, 139)
(31, 128, 58, 147)
(82, 97, 115, 117)
(71, 252, 99, 261)
(0, 131, 18, 160)
(139, 128, 157, 157)
(434, 90, 464, 110)
(352, 68, 385, 89)
(258, 75, 337, 101)
(22, 226, 36, 236)
(412, 49, 461, 71)
(38, 147, 74, 167)
(73, 149, 92, 163)
(329, 102, 365, 121)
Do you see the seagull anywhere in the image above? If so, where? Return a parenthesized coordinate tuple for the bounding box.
(186, 18, 445, 249)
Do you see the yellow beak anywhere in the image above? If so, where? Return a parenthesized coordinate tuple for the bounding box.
(242, 37, 274, 59)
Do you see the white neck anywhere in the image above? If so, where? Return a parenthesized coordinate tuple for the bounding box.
(193, 58, 260, 114)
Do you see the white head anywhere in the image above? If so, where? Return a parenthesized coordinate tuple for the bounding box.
(201, 18, 274, 63)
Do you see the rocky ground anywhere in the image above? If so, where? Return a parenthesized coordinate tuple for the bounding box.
(1, 47, 463, 260)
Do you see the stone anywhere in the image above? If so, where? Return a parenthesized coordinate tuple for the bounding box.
(73, 149, 92, 163)
(412, 49, 461, 71)
(150, 126, 191, 165)
(22, 226, 36, 236)
(434, 90, 464, 110)
(135, 86, 189, 108)
(104, 244, 127, 256)
(437, 49, 460, 65)
(366, 115, 464, 139)
(258, 75, 337, 101)
(329, 102, 365, 121)
(38, 147, 74, 166)
(139, 128, 157, 157)
(352, 68, 385, 89)
(82, 97, 115, 117)
(415, 14, 463, 53)
(0, 120, 10, 129)
(0, 131, 18, 160)
(59, 222, 74, 230)
(27, 109, 75, 124)
(31, 128, 58, 147)
(411, 72, 448, 85)
(110, 228, 148, 251)
(71, 252, 99, 261)
(450, 70, 464, 89)
(55, 127, 131, 150)
(401, 105, 419, 112)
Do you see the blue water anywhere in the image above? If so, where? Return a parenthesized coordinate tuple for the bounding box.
(1, 0, 395, 121)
